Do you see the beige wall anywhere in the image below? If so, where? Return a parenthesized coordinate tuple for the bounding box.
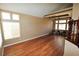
(4, 12, 53, 46)
(20, 14, 52, 40)
(72, 4, 79, 20)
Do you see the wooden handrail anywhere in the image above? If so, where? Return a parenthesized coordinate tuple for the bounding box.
(67, 18, 79, 47)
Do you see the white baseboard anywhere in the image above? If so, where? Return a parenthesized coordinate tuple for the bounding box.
(4, 33, 49, 48)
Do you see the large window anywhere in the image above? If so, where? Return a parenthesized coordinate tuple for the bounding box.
(55, 19, 69, 30)
(1, 12, 20, 40)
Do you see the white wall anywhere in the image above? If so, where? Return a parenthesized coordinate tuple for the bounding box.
(64, 40, 79, 56)
(72, 4, 79, 20)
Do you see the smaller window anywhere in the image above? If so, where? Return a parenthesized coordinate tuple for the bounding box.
(12, 14, 20, 20)
(59, 24, 66, 30)
(55, 24, 58, 30)
(59, 20, 66, 23)
(1, 12, 11, 20)
(56, 20, 58, 23)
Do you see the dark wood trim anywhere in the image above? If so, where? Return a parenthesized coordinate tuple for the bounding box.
(49, 14, 69, 18)
(67, 18, 79, 47)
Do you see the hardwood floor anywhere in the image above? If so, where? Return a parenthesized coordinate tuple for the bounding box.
(4, 35, 65, 56)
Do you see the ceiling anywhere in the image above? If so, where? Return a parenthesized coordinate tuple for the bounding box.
(0, 3, 73, 17)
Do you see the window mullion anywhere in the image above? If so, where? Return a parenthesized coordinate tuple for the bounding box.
(11, 12, 12, 20)
(58, 20, 59, 30)
(65, 20, 67, 30)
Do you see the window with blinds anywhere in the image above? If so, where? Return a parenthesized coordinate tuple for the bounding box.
(1, 12, 20, 40)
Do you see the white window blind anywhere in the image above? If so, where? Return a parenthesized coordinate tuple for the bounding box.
(1, 12, 20, 40)
(59, 24, 66, 30)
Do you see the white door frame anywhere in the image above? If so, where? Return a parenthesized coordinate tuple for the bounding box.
(0, 9, 5, 56)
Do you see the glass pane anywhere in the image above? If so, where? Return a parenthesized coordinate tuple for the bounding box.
(11, 22, 20, 38)
(1, 12, 10, 20)
(2, 22, 12, 39)
(12, 14, 19, 20)
(56, 20, 58, 23)
(59, 24, 66, 30)
(59, 20, 66, 23)
(2, 22, 20, 40)
(55, 24, 58, 30)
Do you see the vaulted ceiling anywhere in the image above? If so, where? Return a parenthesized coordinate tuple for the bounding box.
(0, 3, 73, 17)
